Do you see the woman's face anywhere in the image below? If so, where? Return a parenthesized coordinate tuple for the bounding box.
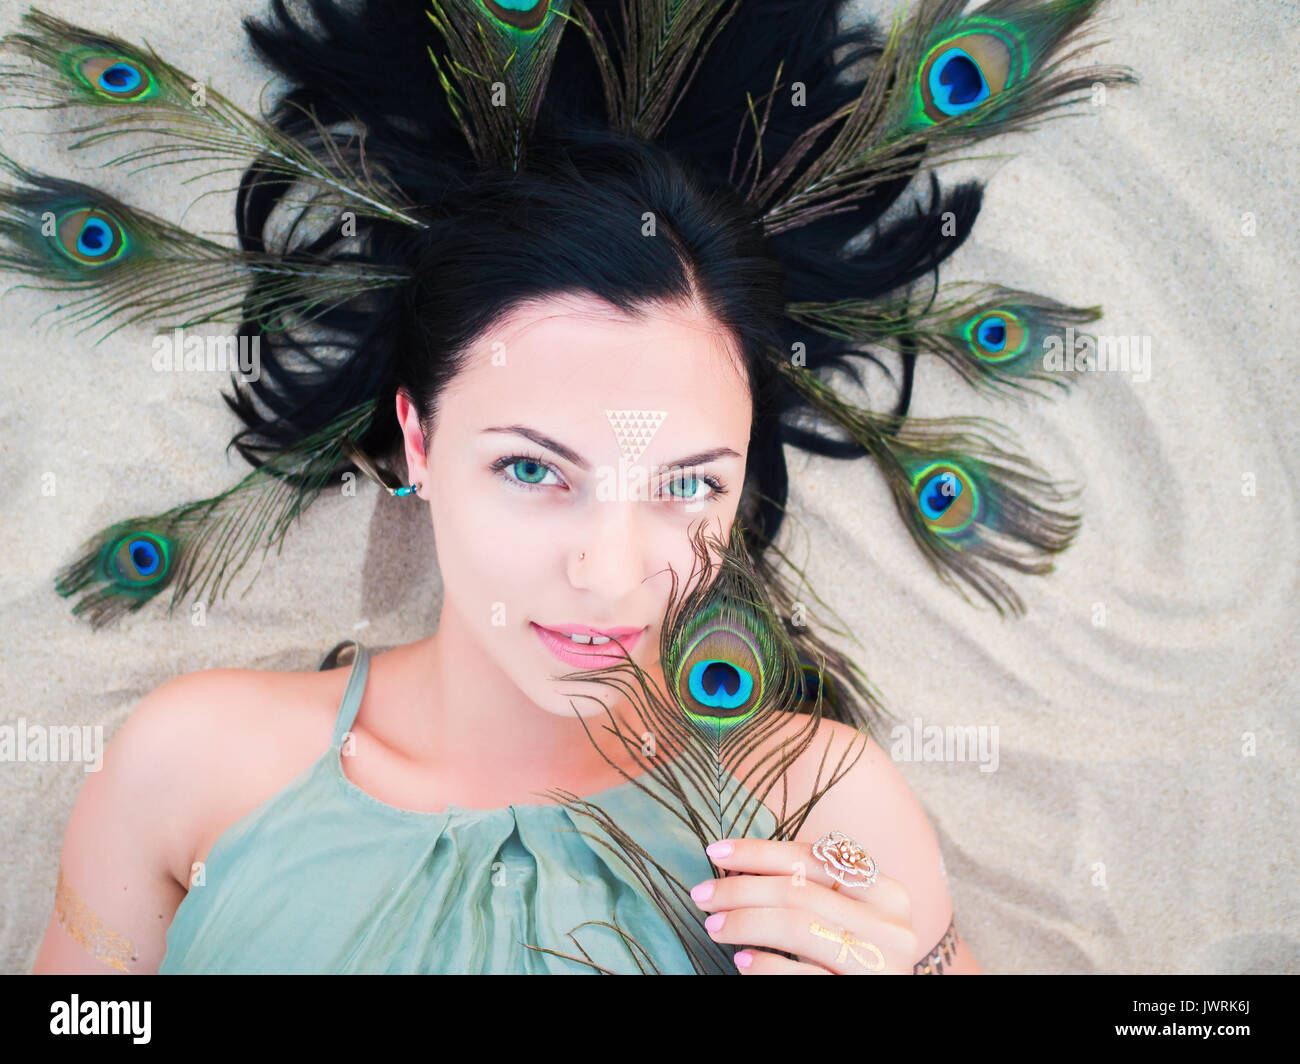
(398, 291, 754, 717)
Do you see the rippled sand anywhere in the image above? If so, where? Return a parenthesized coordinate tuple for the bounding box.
(0, 0, 1295, 974)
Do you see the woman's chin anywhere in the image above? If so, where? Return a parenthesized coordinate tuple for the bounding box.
(512, 634, 660, 718)
(534, 683, 619, 719)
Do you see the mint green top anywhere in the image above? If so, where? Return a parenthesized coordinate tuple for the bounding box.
(159, 641, 776, 974)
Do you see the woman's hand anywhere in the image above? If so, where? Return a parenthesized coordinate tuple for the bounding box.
(689, 837, 918, 975)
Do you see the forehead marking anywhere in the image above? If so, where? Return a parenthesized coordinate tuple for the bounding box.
(604, 409, 668, 464)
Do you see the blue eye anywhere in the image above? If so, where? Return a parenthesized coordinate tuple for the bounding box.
(666, 474, 700, 499)
(511, 459, 549, 484)
(495, 455, 564, 491)
(663, 472, 722, 503)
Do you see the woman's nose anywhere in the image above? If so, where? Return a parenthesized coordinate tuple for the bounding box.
(566, 499, 651, 600)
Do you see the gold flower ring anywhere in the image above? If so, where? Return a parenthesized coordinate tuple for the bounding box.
(812, 830, 879, 890)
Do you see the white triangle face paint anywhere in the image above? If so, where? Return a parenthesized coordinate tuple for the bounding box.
(604, 409, 667, 464)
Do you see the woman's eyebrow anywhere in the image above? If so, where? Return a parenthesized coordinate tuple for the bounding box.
(481, 425, 741, 471)
(481, 425, 590, 469)
(659, 446, 743, 469)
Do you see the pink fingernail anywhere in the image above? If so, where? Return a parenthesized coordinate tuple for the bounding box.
(704, 912, 727, 933)
(690, 881, 714, 903)
(706, 840, 733, 859)
(734, 950, 754, 970)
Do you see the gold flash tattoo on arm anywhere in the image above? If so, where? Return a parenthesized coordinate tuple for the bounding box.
(54, 866, 137, 973)
(913, 915, 959, 975)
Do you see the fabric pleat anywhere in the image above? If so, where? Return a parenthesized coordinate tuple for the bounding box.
(159, 746, 775, 974)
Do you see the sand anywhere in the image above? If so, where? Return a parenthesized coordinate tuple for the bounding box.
(0, 0, 1296, 974)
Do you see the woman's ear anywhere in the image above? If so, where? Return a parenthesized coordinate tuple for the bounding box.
(395, 390, 429, 497)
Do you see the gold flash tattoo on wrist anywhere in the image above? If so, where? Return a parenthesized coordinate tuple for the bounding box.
(54, 866, 137, 973)
(914, 915, 959, 975)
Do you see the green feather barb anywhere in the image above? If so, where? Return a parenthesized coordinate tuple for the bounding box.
(0, 8, 422, 226)
(55, 401, 378, 627)
(749, 0, 1136, 235)
(0, 155, 407, 339)
(566, 0, 742, 139)
(522, 520, 875, 973)
(778, 359, 1080, 615)
(426, 0, 573, 171)
(788, 283, 1105, 396)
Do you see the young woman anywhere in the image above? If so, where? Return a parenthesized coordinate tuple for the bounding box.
(15, 0, 1127, 974)
(33, 284, 976, 974)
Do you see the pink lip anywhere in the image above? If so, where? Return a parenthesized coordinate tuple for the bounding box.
(531, 622, 645, 669)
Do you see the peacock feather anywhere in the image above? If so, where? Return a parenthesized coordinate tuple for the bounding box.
(521, 520, 876, 973)
(425, 0, 573, 171)
(55, 401, 377, 627)
(778, 359, 1080, 615)
(566, 0, 742, 139)
(749, 0, 1135, 234)
(787, 283, 1104, 396)
(0, 9, 422, 226)
(0, 155, 407, 338)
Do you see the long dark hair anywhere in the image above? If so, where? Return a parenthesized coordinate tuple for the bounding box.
(227, 0, 979, 549)
(222, 0, 985, 729)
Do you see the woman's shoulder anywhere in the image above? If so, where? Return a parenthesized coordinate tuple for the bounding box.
(112, 651, 358, 887)
(762, 713, 934, 856)
(750, 713, 890, 805)
(122, 656, 348, 764)
(756, 712, 956, 964)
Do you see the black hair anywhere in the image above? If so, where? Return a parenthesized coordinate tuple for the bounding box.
(225, 0, 982, 559)
(386, 131, 793, 537)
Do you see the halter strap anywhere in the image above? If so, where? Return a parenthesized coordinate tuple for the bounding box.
(318, 640, 371, 750)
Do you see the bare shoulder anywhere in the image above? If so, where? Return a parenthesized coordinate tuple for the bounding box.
(123, 663, 348, 883)
(752, 713, 981, 974)
(31, 659, 346, 974)
(751, 716, 910, 849)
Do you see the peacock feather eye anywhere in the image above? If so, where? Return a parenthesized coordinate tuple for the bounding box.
(105, 532, 172, 589)
(965, 309, 1028, 362)
(481, 0, 550, 33)
(913, 462, 979, 535)
(75, 55, 157, 101)
(54, 207, 129, 266)
(673, 612, 766, 727)
(918, 30, 1014, 122)
(794, 657, 838, 710)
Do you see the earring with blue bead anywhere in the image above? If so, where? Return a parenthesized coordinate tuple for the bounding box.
(342, 437, 423, 499)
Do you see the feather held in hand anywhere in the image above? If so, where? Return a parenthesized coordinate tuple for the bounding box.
(523, 519, 872, 974)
